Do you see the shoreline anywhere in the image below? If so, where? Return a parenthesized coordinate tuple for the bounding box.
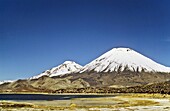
(0, 92, 116, 95)
(0, 92, 170, 98)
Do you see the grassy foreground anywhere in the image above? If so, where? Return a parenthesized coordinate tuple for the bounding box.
(0, 93, 170, 111)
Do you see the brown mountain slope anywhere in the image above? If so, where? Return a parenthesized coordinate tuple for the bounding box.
(61, 71, 170, 87)
(0, 76, 90, 92)
(0, 71, 170, 93)
(0, 79, 43, 92)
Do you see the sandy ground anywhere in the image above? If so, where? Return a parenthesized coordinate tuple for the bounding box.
(0, 93, 170, 111)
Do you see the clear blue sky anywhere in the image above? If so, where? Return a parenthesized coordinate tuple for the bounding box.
(0, 0, 170, 80)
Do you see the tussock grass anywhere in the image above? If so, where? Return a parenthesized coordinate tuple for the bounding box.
(118, 93, 170, 99)
(0, 101, 35, 108)
(114, 100, 158, 108)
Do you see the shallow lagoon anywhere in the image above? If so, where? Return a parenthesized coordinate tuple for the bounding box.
(0, 94, 114, 100)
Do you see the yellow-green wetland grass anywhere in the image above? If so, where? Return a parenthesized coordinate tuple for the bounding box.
(0, 93, 170, 111)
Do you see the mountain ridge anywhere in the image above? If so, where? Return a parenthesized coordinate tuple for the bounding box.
(1, 47, 170, 92)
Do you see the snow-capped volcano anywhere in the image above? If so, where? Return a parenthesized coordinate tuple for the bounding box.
(80, 48, 170, 73)
(30, 61, 82, 79)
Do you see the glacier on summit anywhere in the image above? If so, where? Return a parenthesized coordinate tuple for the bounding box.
(80, 48, 170, 73)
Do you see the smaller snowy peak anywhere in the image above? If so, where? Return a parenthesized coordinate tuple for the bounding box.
(49, 60, 82, 77)
(30, 61, 82, 79)
(0, 80, 15, 85)
(80, 47, 170, 73)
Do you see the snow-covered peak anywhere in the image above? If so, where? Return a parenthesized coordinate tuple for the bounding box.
(0, 80, 15, 85)
(49, 61, 82, 77)
(63, 61, 75, 64)
(80, 47, 170, 73)
(30, 61, 82, 79)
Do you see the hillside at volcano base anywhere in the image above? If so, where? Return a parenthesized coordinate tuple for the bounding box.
(0, 48, 170, 93)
